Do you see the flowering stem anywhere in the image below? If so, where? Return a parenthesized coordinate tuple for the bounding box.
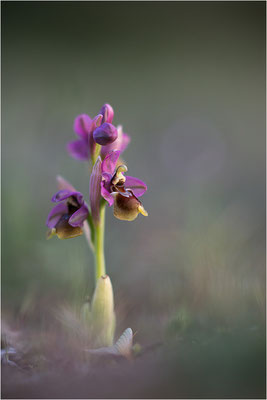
(91, 144, 101, 166)
(94, 203, 106, 283)
(86, 212, 95, 246)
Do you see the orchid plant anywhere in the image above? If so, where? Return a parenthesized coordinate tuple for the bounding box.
(46, 104, 147, 348)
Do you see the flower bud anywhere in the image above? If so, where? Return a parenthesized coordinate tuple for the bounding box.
(100, 103, 114, 124)
(93, 123, 118, 146)
(90, 275, 116, 347)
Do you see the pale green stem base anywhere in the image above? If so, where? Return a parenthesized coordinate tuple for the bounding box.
(94, 205, 106, 283)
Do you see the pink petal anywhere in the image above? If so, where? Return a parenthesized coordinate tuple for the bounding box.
(56, 175, 76, 192)
(101, 150, 121, 175)
(67, 139, 89, 161)
(46, 203, 68, 228)
(125, 176, 147, 197)
(73, 114, 92, 139)
(69, 203, 89, 227)
(101, 181, 114, 206)
(120, 133, 131, 153)
(51, 190, 83, 204)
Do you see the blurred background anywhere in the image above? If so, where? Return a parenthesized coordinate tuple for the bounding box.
(2, 2, 265, 398)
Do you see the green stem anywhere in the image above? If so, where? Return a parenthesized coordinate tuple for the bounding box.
(94, 204, 106, 283)
(91, 144, 101, 166)
(86, 212, 95, 246)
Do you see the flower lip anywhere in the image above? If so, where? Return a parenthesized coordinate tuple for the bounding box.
(93, 123, 118, 146)
(113, 190, 148, 221)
